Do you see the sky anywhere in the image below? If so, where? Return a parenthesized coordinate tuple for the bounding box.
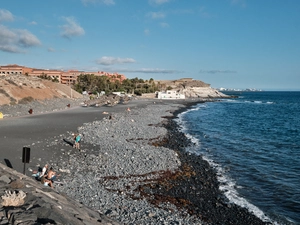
(0, 0, 299, 91)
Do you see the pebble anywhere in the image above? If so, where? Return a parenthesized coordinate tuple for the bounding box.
(2, 97, 271, 225)
(46, 102, 203, 224)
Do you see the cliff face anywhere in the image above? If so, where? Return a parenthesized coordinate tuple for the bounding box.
(181, 86, 228, 98)
(156, 78, 228, 98)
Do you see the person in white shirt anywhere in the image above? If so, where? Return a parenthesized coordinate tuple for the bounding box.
(39, 164, 48, 178)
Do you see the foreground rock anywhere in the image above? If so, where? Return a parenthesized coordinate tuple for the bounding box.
(0, 163, 119, 225)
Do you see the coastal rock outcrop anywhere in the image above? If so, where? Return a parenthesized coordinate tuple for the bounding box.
(0, 163, 119, 225)
(155, 78, 230, 98)
(181, 86, 228, 98)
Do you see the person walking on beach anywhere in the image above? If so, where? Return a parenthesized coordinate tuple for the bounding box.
(73, 133, 81, 150)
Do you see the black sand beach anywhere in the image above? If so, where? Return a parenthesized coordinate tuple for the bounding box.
(0, 98, 272, 224)
(0, 99, 150, 173)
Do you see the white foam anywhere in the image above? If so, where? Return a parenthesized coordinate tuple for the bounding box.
(175, 106, 276, 224)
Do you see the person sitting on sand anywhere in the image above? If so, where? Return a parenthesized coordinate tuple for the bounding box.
(32, 164, 48, 180)
(39, 164, 49, 178)
(41, 174, 54, 188)
(46, 167, 60, 182)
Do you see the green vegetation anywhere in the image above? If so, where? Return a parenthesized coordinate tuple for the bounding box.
(10, 97, 17, 105)
(18, 96, 34, 104)
(73, 74, 160, 96)
(0, 89, 10, 97)
(38, 73, 59, 83)
(6, 79, 18, 86)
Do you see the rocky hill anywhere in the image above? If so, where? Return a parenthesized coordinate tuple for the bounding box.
(0, 75, 82, 106)
(155, 78, 229, 98)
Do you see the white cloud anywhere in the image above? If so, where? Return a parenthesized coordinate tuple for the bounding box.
(81, 0, 115, 6)
(48, 47, 56, 52)
(0, 9, 14, 22)
(199, 70, 237, 74)
(147, 11, 166, 19)
(160, 22, 169, 28)
(0, 24, 15, 42)
(149, 0, 170, 5)
(231, 0, 247, 7)
(17, 29, 41, 47)
(29, 21, 37, 25)
(60, 17, 85, 39)
(144, 29, 150, 35)
(96, 56, 136, 65)
(0, 24, 41, 53)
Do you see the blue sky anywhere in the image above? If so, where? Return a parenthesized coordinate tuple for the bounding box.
(0, 0, 299, 90)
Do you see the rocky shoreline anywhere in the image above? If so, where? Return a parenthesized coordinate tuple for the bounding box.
(1, 98, 272, 224)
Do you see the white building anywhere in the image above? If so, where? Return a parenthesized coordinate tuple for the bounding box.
(157, 90, 185, 99)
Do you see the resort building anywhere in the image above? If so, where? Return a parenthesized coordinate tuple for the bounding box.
(0, 64, 126, 84)
(0, 64, 23, 75)
(156, 90, 185, 99)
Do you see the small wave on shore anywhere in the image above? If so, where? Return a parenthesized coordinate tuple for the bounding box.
(175, 102, 275, 224)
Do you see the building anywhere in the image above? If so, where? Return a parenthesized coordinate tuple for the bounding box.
(0, 64, 23, 75)
(156, 90, 185, 99)
(0, 64, 126, 85)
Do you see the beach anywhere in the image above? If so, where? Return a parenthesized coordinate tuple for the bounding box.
(0, 98, 271, 224)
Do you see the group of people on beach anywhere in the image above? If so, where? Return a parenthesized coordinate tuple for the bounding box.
(32, 164, 60, 188)
(31, 133, 81, 188)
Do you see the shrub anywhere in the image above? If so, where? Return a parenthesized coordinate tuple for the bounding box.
(0, 89, 10, 97)
(10, 97, 17, 105)
(6, 79, 18, 86)
(18, 96, 34, 104)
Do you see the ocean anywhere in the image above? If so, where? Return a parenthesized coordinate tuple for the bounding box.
(176, 91, 300, 225)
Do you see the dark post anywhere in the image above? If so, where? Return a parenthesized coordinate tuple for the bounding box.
(22, 147, 30, 175)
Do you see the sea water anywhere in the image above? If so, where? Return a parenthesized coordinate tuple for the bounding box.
(176, 92, 300, 225)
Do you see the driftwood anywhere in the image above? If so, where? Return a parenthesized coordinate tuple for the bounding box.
(1, 190, 26, 206)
